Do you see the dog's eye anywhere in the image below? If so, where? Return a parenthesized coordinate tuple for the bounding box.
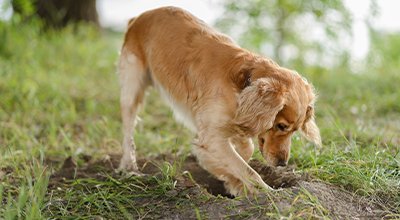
(276, 123, 288, 131)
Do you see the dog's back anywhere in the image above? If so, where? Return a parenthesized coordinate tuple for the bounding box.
(120, 7, 245, 124)
(122, 6, 240, 81)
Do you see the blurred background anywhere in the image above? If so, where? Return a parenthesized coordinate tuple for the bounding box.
(2, 0, 400, 71)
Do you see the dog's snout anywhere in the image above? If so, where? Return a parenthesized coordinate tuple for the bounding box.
(276, 159, 287, 167)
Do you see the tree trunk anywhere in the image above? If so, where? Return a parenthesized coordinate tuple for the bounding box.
(35, 0, 99, 28)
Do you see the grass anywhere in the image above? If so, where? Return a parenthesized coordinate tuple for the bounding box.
(46, 166, 183, 218)
(0, 20, 399, 219)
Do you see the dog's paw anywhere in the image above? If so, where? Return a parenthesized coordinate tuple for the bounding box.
(116, 169, 146, 178)
(116, 158, 146, 177)
(224, 180, 244, 197)
(116, 164, 146, 177)
(225, 179, 275, 197)
(224, 179, 259, 197)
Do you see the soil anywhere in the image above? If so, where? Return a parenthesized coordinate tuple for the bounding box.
(48, 153, 387, 219)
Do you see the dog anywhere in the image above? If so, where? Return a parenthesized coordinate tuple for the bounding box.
(117, 6, 321, 196)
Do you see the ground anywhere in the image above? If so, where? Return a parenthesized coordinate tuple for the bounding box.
(0, 23, 399, 219)
(45, 153, 385, 219)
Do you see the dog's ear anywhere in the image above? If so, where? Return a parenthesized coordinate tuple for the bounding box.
(300, 106, 322, 147)
(233, 78, 286, 136)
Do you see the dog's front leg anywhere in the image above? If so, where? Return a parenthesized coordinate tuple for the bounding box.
(230, 137, 254, 162)
(193, 132, 272, 196)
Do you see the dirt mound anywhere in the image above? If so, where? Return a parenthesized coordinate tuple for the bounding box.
(49, 153, 386, 219)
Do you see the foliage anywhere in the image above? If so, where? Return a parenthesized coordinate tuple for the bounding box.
(216, 0, 353, 67)
(10, 0, 35, 18)
(367, 29, 400, 73)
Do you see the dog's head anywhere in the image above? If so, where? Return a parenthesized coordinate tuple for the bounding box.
(233, 67, 321, 167)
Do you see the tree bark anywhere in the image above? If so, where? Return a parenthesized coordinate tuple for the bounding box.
(35, 0, 99, 28)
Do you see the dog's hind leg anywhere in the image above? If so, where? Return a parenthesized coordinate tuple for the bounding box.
(118, 49, 148, 173)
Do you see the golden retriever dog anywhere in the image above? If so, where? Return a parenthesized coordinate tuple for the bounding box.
(118, 6, 321, 195)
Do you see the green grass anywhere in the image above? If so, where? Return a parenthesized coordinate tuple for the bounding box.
(0, 20, 399, 219)
(46, 164, 185, 219)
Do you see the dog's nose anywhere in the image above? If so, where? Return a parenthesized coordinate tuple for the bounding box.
(276, 160, 287, 167)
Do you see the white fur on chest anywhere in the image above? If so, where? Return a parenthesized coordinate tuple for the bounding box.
(153, 80, 197, 132)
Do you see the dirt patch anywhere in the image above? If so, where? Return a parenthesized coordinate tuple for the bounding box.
(48, 153, 387, 219)
(51, 154, 303, 196)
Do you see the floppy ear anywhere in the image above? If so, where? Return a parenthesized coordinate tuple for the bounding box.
(301, 106, 322, 147)
(233, 78, 286, 136)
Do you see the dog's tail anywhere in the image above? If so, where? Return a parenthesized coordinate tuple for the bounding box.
(120, 17, 137, 53)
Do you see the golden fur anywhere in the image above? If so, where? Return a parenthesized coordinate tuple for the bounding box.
(118, 6, 321, 195)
